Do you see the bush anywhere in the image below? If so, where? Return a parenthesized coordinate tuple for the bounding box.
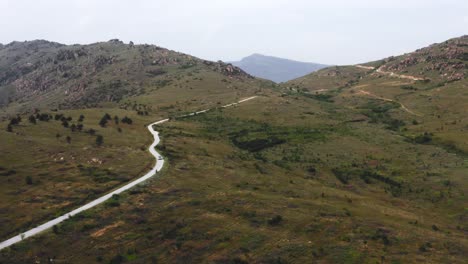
(28, 115, 36, 124)
(106, 194, 121, 207)
(414, 132, 432, 144)
(9, 116, 21, 125)
(25, 176, 33, 185)
(96, 135, 104, 146)
(99, 117, 108, 127)
(109, 254, 124, 264)
(62, 120, 69, 128)
(267, 215, 283, 226)
(231, 136, 285, 152)
(121, 116, 133, 124)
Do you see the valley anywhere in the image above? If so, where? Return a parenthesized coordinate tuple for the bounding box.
(0, 36, 466, 263)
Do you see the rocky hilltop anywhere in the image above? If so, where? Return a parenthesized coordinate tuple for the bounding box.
(367, 35, 468, 81)
(0, 39, 252, 111)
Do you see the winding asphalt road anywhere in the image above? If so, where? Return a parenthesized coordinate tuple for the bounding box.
(0, 96, 257, 251)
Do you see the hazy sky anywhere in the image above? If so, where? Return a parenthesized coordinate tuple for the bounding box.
(1, 0, 467, 65)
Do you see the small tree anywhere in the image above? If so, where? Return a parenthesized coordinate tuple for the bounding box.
(96, 135, 104, 146)
(70, 124, 77, 132)
(28, 115, 37, 124)
(66, 136, 71, 144)
(114, 116, 119, 124)
(78, 114, 85, 122)
(99, 116, 108, 127)
(62, 120, 69, 128)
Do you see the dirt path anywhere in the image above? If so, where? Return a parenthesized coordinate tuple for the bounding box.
(355, 65, 425, 81)
(357, 90, 422, 116)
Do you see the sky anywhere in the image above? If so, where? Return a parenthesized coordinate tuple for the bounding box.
(0, 0, 467, 65)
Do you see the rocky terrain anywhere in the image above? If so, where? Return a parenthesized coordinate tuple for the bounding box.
(366, 35, 468, 82)
(0, 39, 252, 114)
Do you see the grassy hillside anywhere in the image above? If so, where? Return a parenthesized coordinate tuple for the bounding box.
(0, 36, 467, 263)
(0, 40, 272, 244)
(0, 39, 265, 117)
(1, 94, 466, 263)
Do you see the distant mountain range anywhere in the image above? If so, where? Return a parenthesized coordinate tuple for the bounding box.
(230, 53, 328, 83)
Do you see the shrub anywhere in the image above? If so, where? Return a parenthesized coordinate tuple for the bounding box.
(106, 194, 121, 207)
(25, 176, 33, 185)
(9, 116, 21, 125)
(414, 132, 432, 144)
(96, 135, 104, 146)
(267, 215, 283, 226)
(121, 116, 133, 124)
(99, 117, 108, 127)
(28, 115, 36, 124)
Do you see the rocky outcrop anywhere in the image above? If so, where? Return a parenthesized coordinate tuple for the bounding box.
(380, 36, 467, 81)
(0, 39, 256, 112)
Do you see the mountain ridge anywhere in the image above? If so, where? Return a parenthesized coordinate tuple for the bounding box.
(0, 39, 258, 117)
(231, 53, 328, 83)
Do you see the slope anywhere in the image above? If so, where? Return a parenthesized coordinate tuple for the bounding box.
(0, 39, 273, 243)
(1, 37, 467, 263)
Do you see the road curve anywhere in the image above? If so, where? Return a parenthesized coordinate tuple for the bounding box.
(0, 96, 257, 251)
(0, 119, 168, 251)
